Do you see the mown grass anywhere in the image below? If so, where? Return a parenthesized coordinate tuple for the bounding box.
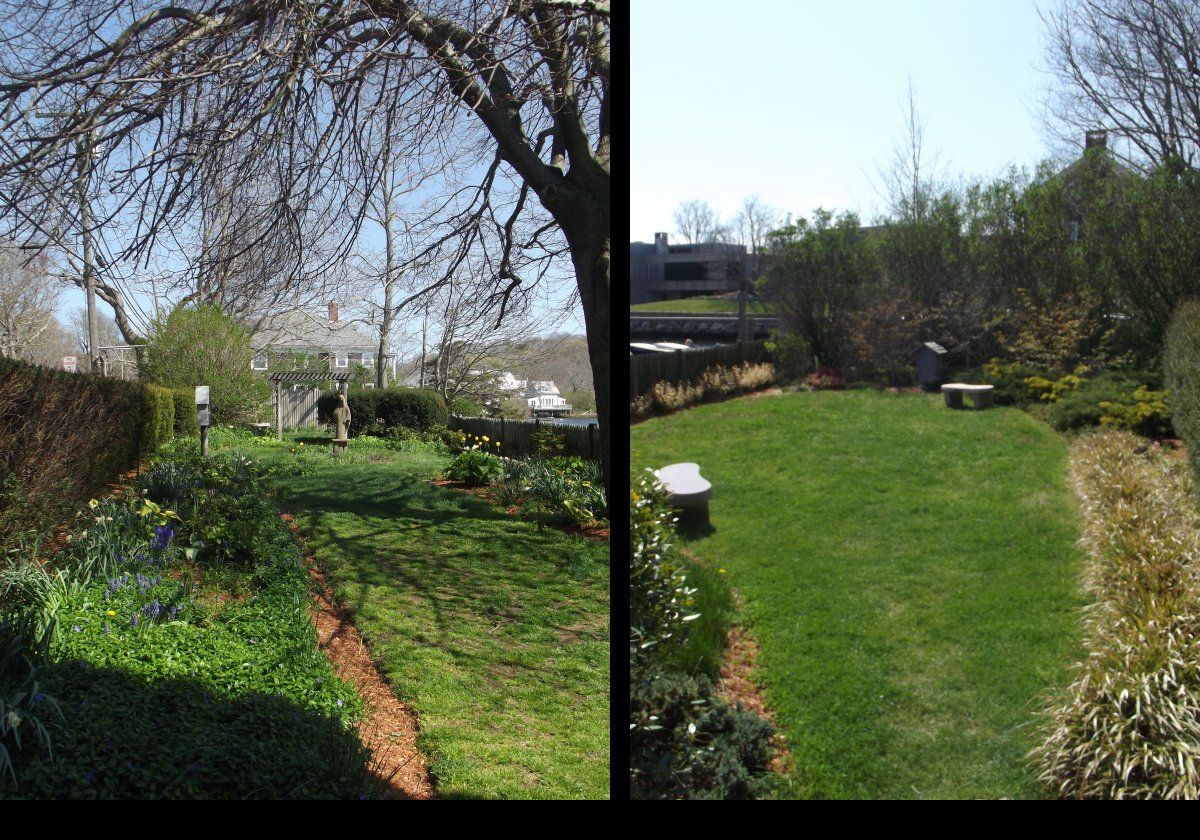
(213, 431, 610, 800)
(631, 389, 1086, 799)
(630, 296, 771, 314)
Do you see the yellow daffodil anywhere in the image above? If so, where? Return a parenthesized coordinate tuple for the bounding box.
(718, 569, 727, 575)
(106, 610, 116, 616)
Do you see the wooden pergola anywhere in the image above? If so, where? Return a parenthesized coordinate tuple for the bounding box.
(266, 370, 353, 441)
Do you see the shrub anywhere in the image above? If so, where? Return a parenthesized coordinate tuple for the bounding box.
(1165, 300, 1200, 472)
(980, 359, 1044, 406)
(1047, 370, 1162, 433)
(629, 663, 775, 800)
(764, 331, 813, 382)
(1099, 386, 1172, 438)
(139, 306, 270, 425)
(317, 387, 446, 435)
(632, 363, 776, 419)
(1030, 431, 1200, 799)
(0, 357, 148, 549)
(141, 384, 176, 455)
(171, 389, 199, 438)
(807, 367, 844, 390)
(531, 425, 567, 459)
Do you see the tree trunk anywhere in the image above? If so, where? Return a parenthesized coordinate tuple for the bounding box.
(563, 224, 610, 502)
(378, 210, 395, 389)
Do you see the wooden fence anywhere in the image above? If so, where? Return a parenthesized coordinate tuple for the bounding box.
(629, 339, 771, 399)
(448, 415, 601, 461)
(274, 385, 321, 429)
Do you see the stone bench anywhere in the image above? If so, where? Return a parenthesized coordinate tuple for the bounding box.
(941, 383, 995, 409)
(250, 423, 272, 435)
(654, 462, 713, 525)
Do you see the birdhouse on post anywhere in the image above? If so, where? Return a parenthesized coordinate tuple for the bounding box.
(196, 385, 211, 457)
(916, 343, 947, 392)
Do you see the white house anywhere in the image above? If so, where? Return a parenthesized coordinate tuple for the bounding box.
(523, 380, 571, 417)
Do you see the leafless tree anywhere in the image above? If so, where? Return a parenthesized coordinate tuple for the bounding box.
(874, 78, 942, 222)
(69, 306, 121, 358)
(0, 0, 611, 481)
(673, 199, 720, 244)
(1041, 0, 1200, 168)
(732, 195, 779, 281)
(0, 243, 58, 359)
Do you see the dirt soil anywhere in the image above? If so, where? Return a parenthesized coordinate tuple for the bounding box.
(280, 512, 433, 800)
(717, 627, 793, 777)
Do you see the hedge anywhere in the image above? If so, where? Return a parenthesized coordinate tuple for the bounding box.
(1165, 300, 1200, 482)
(0, 357, 197, 549)
(316, 387, 448, 435)
(171, 388, 200, 438)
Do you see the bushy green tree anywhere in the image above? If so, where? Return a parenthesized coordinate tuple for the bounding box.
(140, 305, 269, 424)
(758, 209, 878, 368)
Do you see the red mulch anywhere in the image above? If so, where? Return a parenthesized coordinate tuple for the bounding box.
(280, 512, 433, 800)
(717, 627, 793, 777)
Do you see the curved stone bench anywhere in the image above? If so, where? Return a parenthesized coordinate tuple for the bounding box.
(655, 462, 713, 525)
(941, 383, 995, 409)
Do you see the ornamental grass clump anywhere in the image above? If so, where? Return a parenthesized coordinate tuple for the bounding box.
(1030, 430, 1200, 799)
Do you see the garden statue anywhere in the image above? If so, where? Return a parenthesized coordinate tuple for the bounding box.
(333, 393, 351, 443)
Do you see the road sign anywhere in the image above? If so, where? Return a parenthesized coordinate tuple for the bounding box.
(61, 356, 77, 372)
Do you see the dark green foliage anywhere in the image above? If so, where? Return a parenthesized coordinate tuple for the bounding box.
(446, 395, 484, 417)
(140, 385, 176, 455)
(1165, 301, 1200, 474)
(317, 387, 447, 435)
(140, 306, 269, 424)
(629, 471, 694, 658)
(170, 389, 199, 438)
(629, 664, 774, 800)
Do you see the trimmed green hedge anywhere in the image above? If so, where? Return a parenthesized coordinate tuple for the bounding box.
(1165, 300, 1200, 478)
(0, 358, 194, 548)
(316, 387, 448, 435)
(171, 388, 200, 437)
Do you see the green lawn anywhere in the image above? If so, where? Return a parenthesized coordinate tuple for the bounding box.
(630, 296, 772, 314)
(212, 432, 610, 799)
(631, 390, 1086, 799)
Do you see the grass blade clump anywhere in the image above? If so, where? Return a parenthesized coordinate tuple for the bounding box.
(1031, 430, 1200, 799)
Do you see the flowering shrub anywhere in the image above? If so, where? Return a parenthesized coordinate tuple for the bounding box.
(807, 366, 845, 390)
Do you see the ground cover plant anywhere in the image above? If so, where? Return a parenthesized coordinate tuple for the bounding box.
(1030, 431, 1200, 799)
(209, 430, 610, 799)
(631, 389, 1086, 799)
(630, 361, 775, 421)
(0, 445, 372, 799)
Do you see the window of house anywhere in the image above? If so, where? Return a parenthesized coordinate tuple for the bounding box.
(334, 353, 348, 368)
(252, 352, 269, 370)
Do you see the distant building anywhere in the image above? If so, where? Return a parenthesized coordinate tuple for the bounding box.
(629, 232, 748, 305)
(249, 302, 396, 384)
(523, 380, 572, 417)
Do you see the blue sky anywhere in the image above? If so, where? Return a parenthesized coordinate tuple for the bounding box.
(632, 0, 1075, 242)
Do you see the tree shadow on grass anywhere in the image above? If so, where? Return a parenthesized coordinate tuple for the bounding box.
(2, 661, 393, 800)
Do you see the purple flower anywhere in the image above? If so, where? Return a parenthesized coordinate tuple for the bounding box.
(85, 771, 95, 784)
(103, 624, 110, 635)
(150, 524, 175, 553)
(32, 693, 44, 703)
(73, 625, 81, 633)
(337, 699, 343, 708)
(130, 613, 138, 628)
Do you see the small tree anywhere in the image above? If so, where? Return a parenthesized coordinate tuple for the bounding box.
(140, 306, 269, 424)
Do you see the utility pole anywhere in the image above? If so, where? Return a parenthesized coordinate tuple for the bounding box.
(76, 132, 100, 375)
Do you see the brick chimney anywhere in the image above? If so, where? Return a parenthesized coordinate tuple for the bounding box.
(1085, 129, 1107, 150)
(328, 302, 339, 323)
(654, 232, 669, 254)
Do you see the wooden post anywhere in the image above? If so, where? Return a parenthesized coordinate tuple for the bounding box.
(200, 425, 209, 459)
(275, 380, 282, 441)
(588, 423, 596, 460)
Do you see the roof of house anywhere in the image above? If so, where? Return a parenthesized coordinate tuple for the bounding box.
(250, 310, 375, 353)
